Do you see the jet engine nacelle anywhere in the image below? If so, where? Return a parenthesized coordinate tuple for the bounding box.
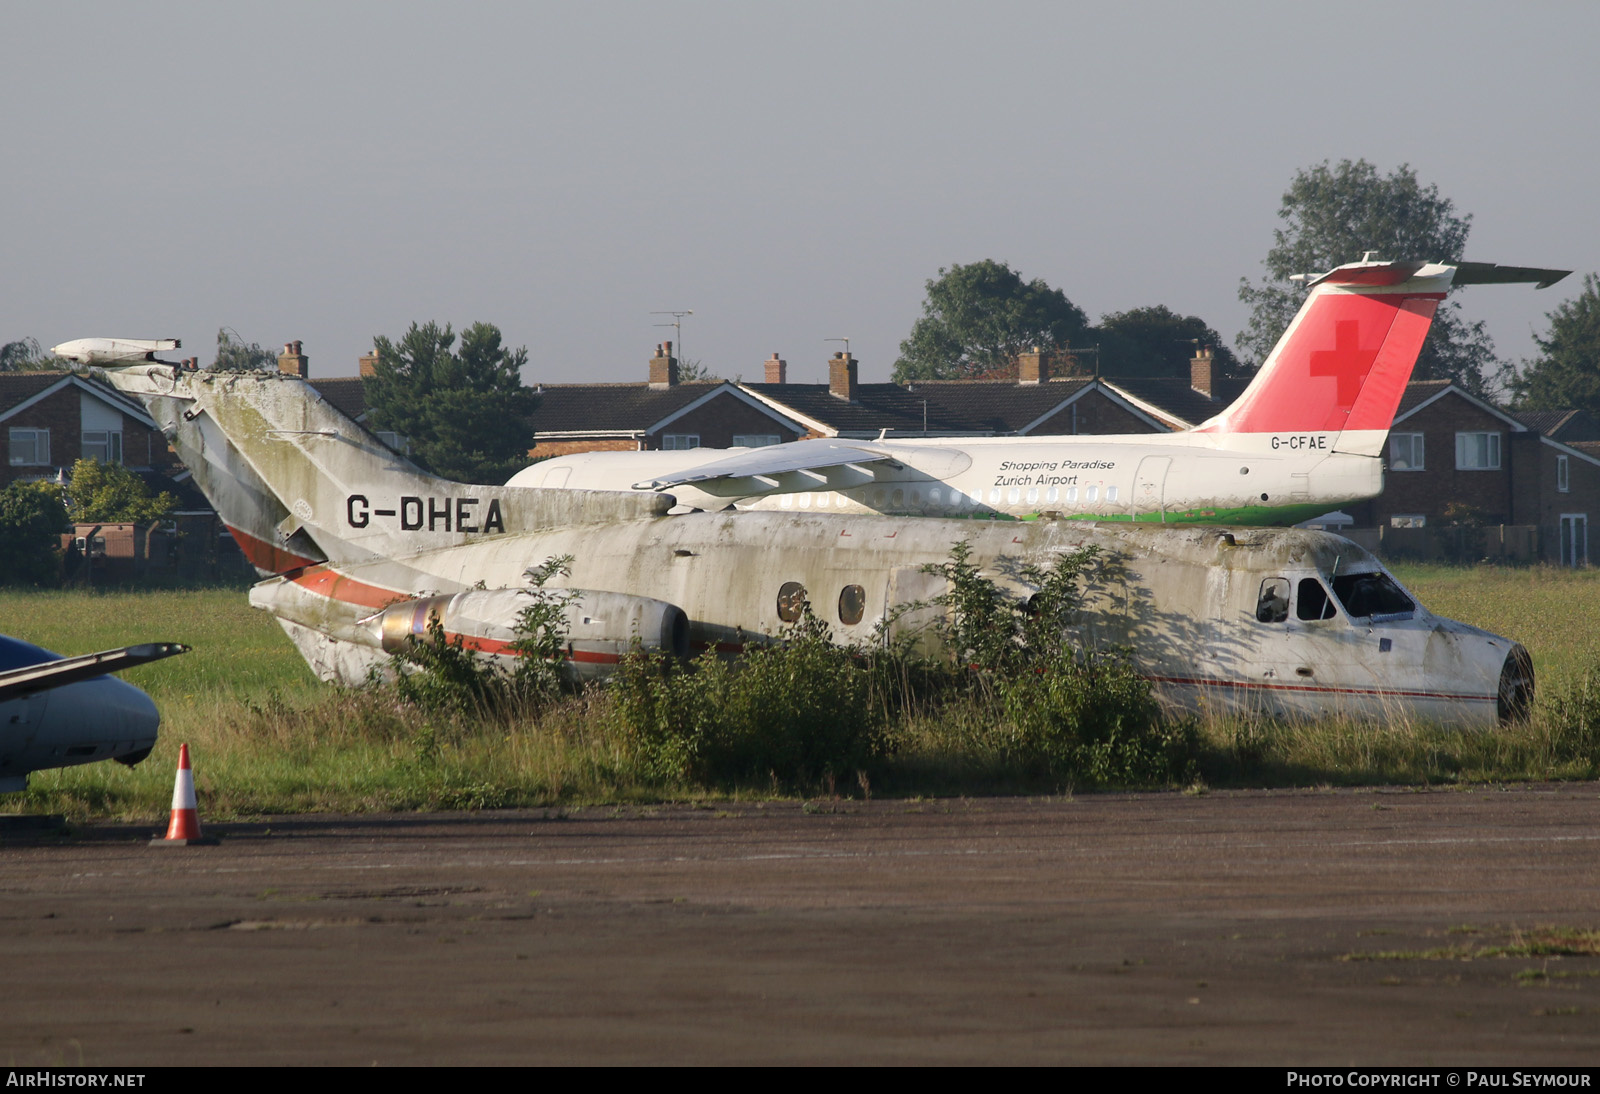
(368, 588, 690, 681)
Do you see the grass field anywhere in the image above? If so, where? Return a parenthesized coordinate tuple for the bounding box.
(4, 563, 1600, 819)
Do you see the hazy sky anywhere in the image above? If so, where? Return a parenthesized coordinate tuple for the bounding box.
(4, 2, 1595, 385)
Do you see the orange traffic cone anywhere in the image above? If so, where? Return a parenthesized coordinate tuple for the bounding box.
(150, 743, 217, 847)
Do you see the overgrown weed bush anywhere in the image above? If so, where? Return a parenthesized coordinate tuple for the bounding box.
(608, 609, 883, 786)
(594, 541, 1193, 791)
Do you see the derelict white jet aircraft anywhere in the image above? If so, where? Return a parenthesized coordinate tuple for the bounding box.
(51, 338, 181, 365)
(0, 636, 186, 792)
(99, 358, 1534, 727)
(511, 259, 1569, 524)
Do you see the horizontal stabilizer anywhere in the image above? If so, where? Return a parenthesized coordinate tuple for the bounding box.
(51, 338, 183, 364)
(0, 642, 188, 703)
(1451, 262, 1571, 289)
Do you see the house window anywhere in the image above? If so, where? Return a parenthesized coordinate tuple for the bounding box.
(81, 430, 123, 464)
(1558, 454, 1571, 493)
(732, 434, 781, 448)
(662, 434, 700, 450)
(1389, 433, 1425, 471)
(1390, 514, 1426, 529)
(1455, 432, 1501, 470)
(8, 428, 49, 466)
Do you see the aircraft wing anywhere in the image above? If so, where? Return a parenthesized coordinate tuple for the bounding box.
(0, 643, 189, 703)
(632, 438, 899, 496)
(1450, 263, 1572, 289)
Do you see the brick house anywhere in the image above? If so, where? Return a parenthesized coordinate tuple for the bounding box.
(1, 371, 174, 485)
(736, 347, 1211, 439)
(1345, 381, 1600, 565)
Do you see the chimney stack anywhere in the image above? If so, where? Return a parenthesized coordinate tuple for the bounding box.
(277, 340, 308, 378)
(359, 348, 379, 378)
(764, 352, 787, 384)
(828, 351, 858, 402)
(1018, 346, 1050, 385)
(649, 341, 679, 389)
(1190, 345, 1215, 398)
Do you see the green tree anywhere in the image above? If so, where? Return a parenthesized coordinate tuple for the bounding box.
(211, 327, 277, 371)
(366, 321, 538, 484)
(1093, 305, 1246, 379)
(1509, 274, 1600, 413)
(675, 358, 721, 382)
(893, 260, 1090, 383)
(0, 338, 66, 372)
(0, 480, 68, 585)
(66, 459, 177, 524)
(1237, 159, 1497, 394)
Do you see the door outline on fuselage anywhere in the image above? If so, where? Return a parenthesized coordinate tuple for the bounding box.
(1132, 456, 1172, 521)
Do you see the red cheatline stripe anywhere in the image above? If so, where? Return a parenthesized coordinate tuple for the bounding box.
(1146, 673, 1494, 704)
(225, 524, 321, 573)
(289, 565, 407, 610)
(438, 631, 622, 665)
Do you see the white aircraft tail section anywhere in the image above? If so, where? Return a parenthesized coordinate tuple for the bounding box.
(1196, 259, 1568, 456)
(102, 367, 671, 571)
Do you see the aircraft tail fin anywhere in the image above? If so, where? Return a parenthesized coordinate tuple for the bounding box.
(101, 367, 670, 571)
(1196, 259, 1568, 457)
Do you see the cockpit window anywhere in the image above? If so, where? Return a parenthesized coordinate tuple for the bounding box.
(1296, 578, 1337, 621)
(1256, 578, 1290, 623)
(1331, 571, 1416, 621)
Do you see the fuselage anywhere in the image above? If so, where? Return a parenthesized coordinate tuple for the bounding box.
(250, 512, 1525, 728)
(509, 431, 1383, 524)
(0, 636, 161, 792)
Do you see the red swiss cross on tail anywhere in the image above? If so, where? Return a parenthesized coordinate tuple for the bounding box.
(1194, 258, 1569, 456)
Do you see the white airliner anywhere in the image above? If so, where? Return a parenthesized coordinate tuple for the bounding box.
(99, 346, 1537, 727)
(510, 259, 1568, 524)
(0, 637, 186, 792)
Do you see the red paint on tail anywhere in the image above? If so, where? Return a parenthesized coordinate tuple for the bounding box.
(1200, 289, 1442, 435)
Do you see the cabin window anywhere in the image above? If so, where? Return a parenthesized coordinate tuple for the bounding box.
(1389, 433, 1424, 471)
(838, 585, 866, 625)
(1085, 485, 1099, 503)
(1296, 578, 1338, 621)
(777, 581, 807, 622)
(1558, 455, 1571, 493)
(1007, 487, 1021, 504)
(1046, 486, 1058, 503)
(1455, 431, 1501, 470)
(798, 493, 811, 508)
(662, 434, 701, 450)
(1256, 578, 1290, 623)
(1106, 485, 1119, 503)
(967, 489, 982, 507)
(891, 488, 904, 507)
(1026, 487, 1039, 504)
(1330, 572, 1415, 620)
(1065, 486, 1078, 502)
(732, 434, 781, 448)
(929, 487, 942, 505)
(989, 488, 1001, 504)
(8, 428, 48, 466)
